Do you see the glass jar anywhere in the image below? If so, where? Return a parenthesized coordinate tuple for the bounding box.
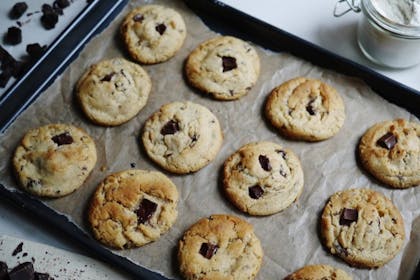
(335, 0, 420, 68)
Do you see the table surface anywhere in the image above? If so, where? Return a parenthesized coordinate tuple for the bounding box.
(1, 0, 418, 279)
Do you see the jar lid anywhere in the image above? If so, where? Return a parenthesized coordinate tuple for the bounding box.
(364, 0, 420, 38)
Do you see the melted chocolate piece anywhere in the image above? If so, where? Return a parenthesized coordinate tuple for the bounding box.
(258, 155, 272, 171)
(199, 243, 218, 259)
(339, 208, 358, 226)
(160, 120, 179, 135)
(133, 14, 144, 22)
(12, 242, 23, 256)
(10, 2, 28, 19)
(51, 132, 73, 146)
(26, 43, 47, 60)
(306, 99, 316, 116)
(136, 199, 157, 224)
(249, 185, 264, 199)
(5, 27, 22, 45)
(222, 56, 237, 72)
(100, 72, 116, 82)
(0, 262, 8, 280)
(377, 132, 397, 150)
(155, 23, 166, 35)
(8, 262, 34, 280)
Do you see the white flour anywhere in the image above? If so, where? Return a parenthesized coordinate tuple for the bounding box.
(372, 0, 420, 26)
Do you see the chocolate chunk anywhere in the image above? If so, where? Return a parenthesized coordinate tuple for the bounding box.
(377, 132, 397, 150)
(0, 262, 8, 280)
(5, 27, 22, 45)
(160, 120, 179, 135)
(136, 198, 157, 224)
(339, 208, 358, 226)
(133, 14, 144, 22)
(275, 149, 286, 159)
(51, 132, 73, 146)
(54, 0, 70, 9)
(155, 23, 166, 35)
(222, 56, 237, 72)
(42, 4, 54, 14)
(10, 2, 28, 19)
(258, 155, 272, 171)
(41, 7, 59, 30)
(248, 185, 264, 199)
(35, 272, 53, 280)
(100, 72, 116, 82)
(9, 262, 34, 280)
(12, 242, 24, 256)
(26, 43, 47, 59)
(199, 243, 218, 259)
(306, 99, 316, 116)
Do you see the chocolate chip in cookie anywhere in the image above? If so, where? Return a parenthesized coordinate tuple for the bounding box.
(136, 198, 158, 224)
(160, 120, 179, 135)
(51, 132, 73, 146)
(339, 208, 358, 226)
(222, 56, 237, 72)
(258, 155, 272, 171)
(377, 132, 397, 150)
(249, 185, 264, 199)
(199, 243, 218, 259)
(155, 23, 166, 35)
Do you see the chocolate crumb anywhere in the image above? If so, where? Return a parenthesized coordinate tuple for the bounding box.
(12, 242, 24, 256)
(130, 163, 136, 168)
(199, 243, 218, 259)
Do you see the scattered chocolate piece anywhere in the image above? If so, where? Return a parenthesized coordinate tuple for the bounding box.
(54, 0, 70, 9)
(339, 208, 358, 226)
(306, 99, 316, 116)
(222, 56, 237, 72)
(100, 72, 116, 82)
(42, 4, 54, 14)
(5, 27, 22, 45)
(248, 185, 264, 199)
(51, 132, 73, 146)
(12, 242, 24, 256)
(258, 155, 272, 171)
(133, 14, 144, 22)
(136, 199, 158, 224)
(10, 2, 28, 19)
(155, 23, 166, 35)
(130, 162, 136, 168)
(199, 243, 218, 259)
(377, 132, 397, 150)
(0, 262, 8, 280)
(8, 262, 34, 280)
(160, 120, 179, 135)
(35, 272, 53, 280)
(26, 43, 47, 60)
(41, 5, 59, 30)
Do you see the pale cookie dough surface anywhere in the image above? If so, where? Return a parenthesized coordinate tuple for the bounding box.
(88, 169, 178, 249)
(76, 58, 151, 126)
(223, 141, 304, 216)
(321, 188, 405, 268)
(13, 124, 97, 198)
(185, 36, 260, 100)
(265, 77, 345, 141)
(359, 119, 420, 189)
(178, 214, 263, 280)
(142, 101, 223, 174)
(284, 264, 352, 280)
(121, 5, 186, 64)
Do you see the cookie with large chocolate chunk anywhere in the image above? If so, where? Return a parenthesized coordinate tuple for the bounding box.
(178, 214, 263, 280)
(284, 264, 352, 280)
(13, 124, 97, 197)
(185, 36, 260, 100)
(223, 141, 304, 216)
(88, 169, 178, 249)
(265, 77, 345, 141)
(358, 119, 420, 188)
(76, 58, 151, 126)
(320, 188, 405, 268)
(142, 101, 223, 174)
(121, 5, 186, 64)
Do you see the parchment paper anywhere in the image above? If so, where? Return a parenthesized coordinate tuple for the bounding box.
(0, 0, 419, 279)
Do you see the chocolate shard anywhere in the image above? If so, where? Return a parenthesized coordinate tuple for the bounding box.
(10, 2, 28, 19)
(34, 272, 53, 280)
(133, 14, 144, 22)
(258, 155, 272, 171)
(136, 198, 158, 224)
(100, 72, 116, 82)
(0, 261, 8, 279)
(155, 23, 166, 35)
(199, 243, 218, 259)
(248, 185, 264, 199)
(377, 132, 397, 150)
(160, 120, 179, 135)
(222, 56, 237, 72)
(12, 242, 24, 256)
(8, 262, 34, 280)
(5, 27, 22, 45)
(51, 132, 73, 146)
(339, 208, 358, 226)
(26, 43, 47, 60)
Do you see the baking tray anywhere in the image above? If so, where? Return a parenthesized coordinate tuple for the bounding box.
(0, 0, 419, 279)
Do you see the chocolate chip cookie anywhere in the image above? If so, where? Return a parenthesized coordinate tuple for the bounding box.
(358, 119, 420, 188)
(265, 77, 345, 141)
(321, 188, 405, 268)
(142, 101, 223, 174)
(13, 124, 97, 197)
(121, 5, 186, 64)
(178, 214, 263, 280)
(185, 36, 260, 100)
(76, 58, 151, 126)
(223, 142, 304, 216)
(284, 264, 352, 280)
(88, 169, 178, 249)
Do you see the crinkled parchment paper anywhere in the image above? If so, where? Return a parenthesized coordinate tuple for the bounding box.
(0, 0, 419, 279)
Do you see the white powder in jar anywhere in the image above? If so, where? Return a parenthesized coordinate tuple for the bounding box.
(372, 0, 420, 26)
